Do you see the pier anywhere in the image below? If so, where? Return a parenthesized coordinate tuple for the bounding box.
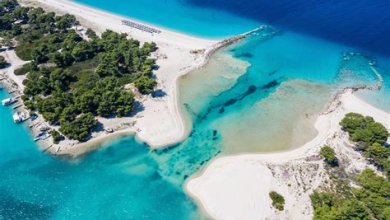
(205, 25, 275, 61)
(121, 19, 161, 34)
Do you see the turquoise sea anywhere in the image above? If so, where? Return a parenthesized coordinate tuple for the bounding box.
(1, 0, 390, 219)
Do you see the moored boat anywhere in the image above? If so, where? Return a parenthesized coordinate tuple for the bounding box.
(34, 132, 50, 141)
(39, 125, 50, 132)
(12, 112, 28, 123)
(2, 97, 16, 106)
(13, 112, 22, 123)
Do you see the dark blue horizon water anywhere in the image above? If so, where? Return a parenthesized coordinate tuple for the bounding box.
(77, 0, 390, 57)
(188, 0, 390, 57)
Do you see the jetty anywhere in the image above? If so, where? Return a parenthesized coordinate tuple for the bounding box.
(205, 25, 275, 61)
(121, 19, 161, 34)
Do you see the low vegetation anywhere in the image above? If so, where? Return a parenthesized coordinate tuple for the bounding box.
(1, 0, 159, 142)
(269, 191, 285, 211)
(50, 130, 64, 144)
(340, 112, 388, 147)
(0, 55, 8, 69)
(320, 145, 338, 166)
(340, 112, 389, 176)
(14, 63, 30, 75)
(311, 113, 390, 220)
(311, 169, 390, 220)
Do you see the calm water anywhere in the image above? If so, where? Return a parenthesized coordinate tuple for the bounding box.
(0, 91, 202, 219)
(1, 0, 390, 219)
(76, 0, 390, 56)
(178, 28, 380, 156)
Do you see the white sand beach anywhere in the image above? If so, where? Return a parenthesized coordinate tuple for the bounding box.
(0, 49, 28, 90)
(186, 90, 390, 220)
(15, 0, 222, 156)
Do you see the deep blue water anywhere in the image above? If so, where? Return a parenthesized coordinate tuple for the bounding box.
(188, 0, 390, 57)
(77, 0, 390, 56)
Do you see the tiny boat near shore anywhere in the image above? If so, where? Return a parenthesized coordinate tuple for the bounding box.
(13, 112, 28, 123)
(2, 97, 16, 106)
(34, 132, 50, 141)
(39, 125, 50, 132)
(105, 127, 114, 133)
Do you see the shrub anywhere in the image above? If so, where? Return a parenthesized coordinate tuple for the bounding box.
(0, 55, 9, 69)
(320, 145, 338, 166)
(340, 113, 388, 147)
(50, 130, 64, 144)
(59, 113, 97, 141)
(269, 191, 285, 211)
(15, 42, 35, 60)
(133, 75, 157, 94)
(14, 63, 31, 75)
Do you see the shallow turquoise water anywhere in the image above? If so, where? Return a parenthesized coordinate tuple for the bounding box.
(179, 28, 381, 155)
(1, 24, 387, 220)
(0, 91, 202, 219)
(2, 0, 390, 218)
(75, 0, 258, 38)
(75, 0, 390, 112)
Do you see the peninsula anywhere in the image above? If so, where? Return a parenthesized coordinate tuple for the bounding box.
(1, 0, 219, 157)
(1, 1, 389, 219)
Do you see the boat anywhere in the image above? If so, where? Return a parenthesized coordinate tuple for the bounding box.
(30, 114, 38, 121)
(2, 97, 16, 106)
(13, 112, 28, 123)
(39, 125, 50, 132)
(34, 132, 44, 141)
(40, 133, 50, 140)
(105, 127, 114, 133)
(13, 112, 23, 123)
(34, 132, 50, 141)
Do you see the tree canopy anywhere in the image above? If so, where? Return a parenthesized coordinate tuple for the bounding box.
(340, 113, 389, 177)
(1, 0, 159, 142)
(312, 113, 389, 220)
(320, 145, 338, 167)
(340, 113, 388, 147)
(311, 169, 389, 220)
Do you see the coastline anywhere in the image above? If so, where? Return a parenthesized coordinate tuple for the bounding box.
(185, 89, 390, 220)
(2, 1, 389, 219)
(7, 0, 257, 157)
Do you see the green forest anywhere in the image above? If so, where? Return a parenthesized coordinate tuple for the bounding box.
(1, 0, 158, 141)
(312, 113, 389, 220)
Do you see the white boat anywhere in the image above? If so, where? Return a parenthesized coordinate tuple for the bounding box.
(39, 125, 50, 132)
(13, 112, 23, 123)
(40, 133, 50, 140)
(34, 132, 50, 141)
(105, 127, 114, 133)
(2, 97, 16, 106)
(13, 112, 28, 123)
